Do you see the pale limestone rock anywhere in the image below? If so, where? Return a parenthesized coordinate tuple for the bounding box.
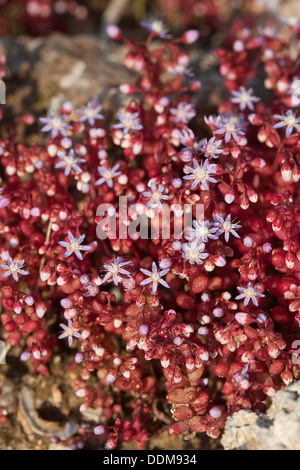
(222, 382, 300, 450)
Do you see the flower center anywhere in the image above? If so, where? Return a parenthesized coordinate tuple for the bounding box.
(244, 287, 256, 298)
(223, 221, 232, 232)
(109, 264, 119, 275)
(86, 108, 97, 118)
(104, 169, 114, 180)
(206, 143, 215, 154)
(176, 109, 187, 120)
(194, 167, 207, 182)
(122, 116, 134, 128)
(284, 115, 297, 127)
(151, 191, 162, 202)
(10, 262, 19, 273)
(174, 64, 185, 73)
(65, 156, 76, 167)
(225, 122, 236, 133)
(151, 21, 165, 33)
(151, 272, 161, 282)
(51, 118, 63, 129)
(195, 225, 209, 238)
(239, 92, 251, 104)
(187, 248, 201, 262)
(65, 327, 75, 337)
(70, 241, 80, 251)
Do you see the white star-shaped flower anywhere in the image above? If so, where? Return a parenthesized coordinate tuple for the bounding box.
(139, 261, 170, 295)
(58, 231, 90, 260)
(0, 253, 29, 282)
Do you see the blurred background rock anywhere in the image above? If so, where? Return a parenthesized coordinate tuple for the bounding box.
(0, 0, 294, 38)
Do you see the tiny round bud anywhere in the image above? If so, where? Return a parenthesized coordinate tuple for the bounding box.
(82, 329, 90, 339)
(198, 326, 209, 336)
(263, 242, 272, 253)
(225, 190, 235, 204)
(214, 256, 226, 267)
(173, 336, 183, 346)
(94, 425, 105, 436)
(257, 313, 267, 324)
(106, 24, 122, 40)
(24, 296, 34, 306)
(235, 312, 251, 325)
(172, 178, 182, 188)
(61, 298, 73, 309)
(139, 324, 149, 335)
(159, 258, 172, 269)
(233, 39, 244, 52)
(20, 351, 31, 361)
(243, 236, 254, 248)
(209, 406, 222, 419)
(181, 29, 200, 44)
(213, 308, 224, 318)
(61, 101, 74, 114)
(172, 241, 182, 251)
(106, 372, 117, 383)
(75, 352, 84, 363)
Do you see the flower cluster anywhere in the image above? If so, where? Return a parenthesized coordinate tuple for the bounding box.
(0, 12, 300, 451)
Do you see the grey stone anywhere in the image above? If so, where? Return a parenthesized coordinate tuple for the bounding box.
(221, 381, 300, 450)
(0, 33, 132, 114)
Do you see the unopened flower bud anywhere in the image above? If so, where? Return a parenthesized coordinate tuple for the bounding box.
(181, 29, 199, 44)
(94, 425, 106, 436)
(225, 190, 235, 204)
(161, 355, 170, 368)
(281, 162, 292, 182)
(106, 24, 122, 40)
(106, 372, 117, 383)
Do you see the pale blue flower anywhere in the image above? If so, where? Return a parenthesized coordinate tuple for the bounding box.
(59, 319, 82, 347)
(0, 253, 29, 282)
(103, 257, 131, 286)
(96, 164, 121, 188)
(215, 114, 245, 143)
(142, 183, 169, 210)
(58, 231, 90, 260)
(186, 219, 218, 243)
(168, 63, 194, 77)
(113, 112, 143, 135)
(40, 112, 72, 139)
(0, 188, 9, 209)
(170, 102, 196, 124)
(200, 137, 223, 159)
(182, 240, 209, 265)
(55, 149, 85, 176)
(77, 101, 104, 126)
(183, 158, 217, 191)
(140, 261, 170, 295)
(212, 213, 241, 243)
(231, 87, 260, 111)
(236, 282, 265, 307)
(273, 110, 300, 137)
(83, 282, 99, 297)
